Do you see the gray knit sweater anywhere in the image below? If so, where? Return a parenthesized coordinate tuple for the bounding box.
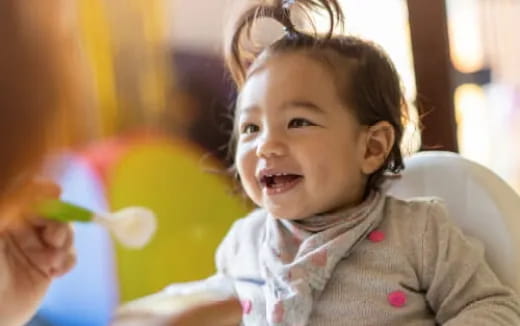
(216, 196, 520, 325)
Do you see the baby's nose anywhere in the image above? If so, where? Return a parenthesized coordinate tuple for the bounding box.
(256, 133, 287, 158)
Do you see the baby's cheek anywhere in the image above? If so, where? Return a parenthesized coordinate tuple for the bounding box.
(242, 181, 262, 206)
(235, 153, 261, 204)
(235, 144, 253, 172)
(308, 162, 331, 188)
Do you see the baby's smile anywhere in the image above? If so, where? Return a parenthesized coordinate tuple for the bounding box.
(257, 169, 304, 195)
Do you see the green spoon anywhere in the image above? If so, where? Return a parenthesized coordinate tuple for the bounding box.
(38, 199, 157, 249)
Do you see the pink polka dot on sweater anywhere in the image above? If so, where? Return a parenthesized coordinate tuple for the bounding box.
(388, 291, 407, 307)
(368, 230, 385, 242)
(288, 266, 305, 281)
(272, 301, 285, 323)
(311, 248, 328, 267)
(241, 300, 253, 314)
(291, 234, 302, 246)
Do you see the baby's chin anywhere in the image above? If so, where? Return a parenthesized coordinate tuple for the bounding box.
(263, 203, 317, 221)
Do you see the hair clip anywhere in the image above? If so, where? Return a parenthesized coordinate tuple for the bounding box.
(284, 27, 300, 40)
(278, 6, 297, 37)
(282, 0, 296, 9)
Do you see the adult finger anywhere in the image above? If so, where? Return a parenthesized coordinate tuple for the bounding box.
(37, 219, 72, 249)
(31, 178, 61, 199)
(51, 248, 77, 277)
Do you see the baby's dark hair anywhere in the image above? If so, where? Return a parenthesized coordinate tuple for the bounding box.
(225, 0, 406, 192)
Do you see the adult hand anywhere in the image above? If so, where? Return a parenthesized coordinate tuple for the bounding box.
(0, 179, 76, 326)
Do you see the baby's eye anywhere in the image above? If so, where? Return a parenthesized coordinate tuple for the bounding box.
(242, 123, 260, 134)
(288, 118, 315, 128)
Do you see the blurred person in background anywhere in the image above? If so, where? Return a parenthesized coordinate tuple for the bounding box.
(0, 1, 78, 325)
(0, 1, 241, 325)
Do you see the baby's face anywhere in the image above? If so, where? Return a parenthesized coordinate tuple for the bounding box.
(235, 52, 369, 219)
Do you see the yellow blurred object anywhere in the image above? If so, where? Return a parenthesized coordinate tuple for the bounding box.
(78, 0, 173, 136)
(107, 139, 248, 302)
(78, 0, 119, 135)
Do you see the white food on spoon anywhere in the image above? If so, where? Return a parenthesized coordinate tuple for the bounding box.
(93, 207, 157, 248)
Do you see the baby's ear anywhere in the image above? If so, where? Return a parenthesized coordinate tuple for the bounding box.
(360, 121, 395, 175)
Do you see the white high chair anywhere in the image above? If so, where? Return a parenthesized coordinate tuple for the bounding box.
(387, 151, 520, 293)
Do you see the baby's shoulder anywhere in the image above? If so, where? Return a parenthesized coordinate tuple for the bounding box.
(227, 208, 267, 239)
(215, 208, 267, 272)
(385, 194, 447, 219)
(382, 195, 451, 239)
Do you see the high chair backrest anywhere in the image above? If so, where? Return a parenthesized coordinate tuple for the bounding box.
(387, 151, 520, 293)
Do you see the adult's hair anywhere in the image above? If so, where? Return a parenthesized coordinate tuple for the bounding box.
(0, 1, 80, 198)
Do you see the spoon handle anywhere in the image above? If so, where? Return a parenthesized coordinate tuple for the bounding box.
(37, 199, 94, 223)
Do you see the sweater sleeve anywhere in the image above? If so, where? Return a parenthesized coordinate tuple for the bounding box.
(215, 218, 241, 275)
(420, 200, 520, 325)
